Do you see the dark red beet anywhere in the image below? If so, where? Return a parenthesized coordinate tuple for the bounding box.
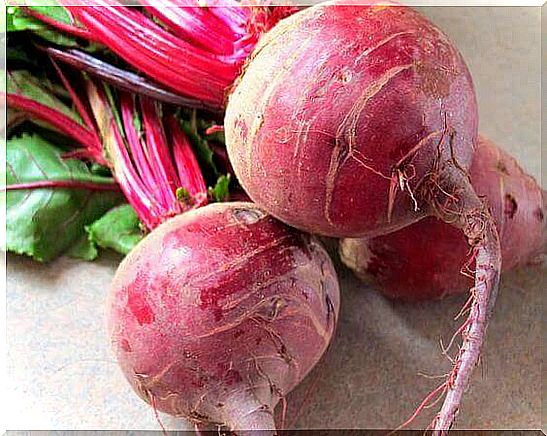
(108, 202, 340, 433)
(340, 136, 545, 301)
(225, 1, 501, 432)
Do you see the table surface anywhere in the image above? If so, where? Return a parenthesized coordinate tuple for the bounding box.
(6, 5, 544, 432)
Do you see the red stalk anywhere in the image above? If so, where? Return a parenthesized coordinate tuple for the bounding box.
(10, 58, 210, 230)
(49, 58, 99, 137)
(5, 92, 106, 165)
(20, 6, 96, 41)
(144, 0, 250, 34)
(143, 1, 238, 55)
(119, 94, 158, 198)
(4, 179, 120, 192)
(206, 0, 250, 31)
(26, 1, 297, 107)
(86, 81, 160, 228)
(205, 124, 225, 135)
(74, 11, 227, 105)
(167, 115, 207, 197)
(108, 113, 165, 229)
(139, 98, 179, 211)
(65, 2, 237, 105)
(86, 80, 209, 229)
(81, 1, 240, 68)
(41, 46, 222, 113)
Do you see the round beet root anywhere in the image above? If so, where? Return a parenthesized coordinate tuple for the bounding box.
(108, 202, 340, 433)
(226, 0, 478, 237)
(340, 136, 545, 301)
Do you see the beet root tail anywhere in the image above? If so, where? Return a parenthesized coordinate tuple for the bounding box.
(396, 167, 503, 432)
(222, 389, 277, 435)
(431, 202, 501, 433)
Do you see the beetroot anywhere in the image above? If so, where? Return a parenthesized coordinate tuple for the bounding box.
(226, 0, 478, 238)
(340, 136, 545, 301)
(108, 202, 340, 433)
(225, 1, 501, 431)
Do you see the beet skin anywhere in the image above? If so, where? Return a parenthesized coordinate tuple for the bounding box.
(226, 0, 478, 237)
(108, 202, 340, 433)
(340, 136, 545, 301)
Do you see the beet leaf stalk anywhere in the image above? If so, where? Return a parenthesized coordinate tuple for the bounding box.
(22, 0, 297, 108)
(40, 45, 221, 113)
(5, 69, 107, 166)
(7, 64, 209, 231)
(87, 82, 208, 229)
(4, 179, 120, 192)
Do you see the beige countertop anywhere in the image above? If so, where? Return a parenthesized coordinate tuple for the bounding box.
(6, 5, 544, 432)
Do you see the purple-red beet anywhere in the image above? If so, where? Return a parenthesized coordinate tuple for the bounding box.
(226, 0, 479, 238)
(225, 1, 501, 431)
(108, 202, 340, 433)
(340, 136, 545, 301)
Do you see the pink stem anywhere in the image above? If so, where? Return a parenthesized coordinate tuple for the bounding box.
(109, 120, 163, 229)
(42, 46, 220, 112)
(167, 115, 208, 197)
(5, 93, 104, 163)
(49, 58, 100, 139)
(207, 0, 251, 31)
(139, 98, 180, 211)
(86, 80, 162, 228)
(4, 179, 120, 192)
(160, 0, 250, 33)
(119, 94, 157, 196)
(143, 0, 239, 55)
(65, 1, 238, 105)
(205, 124, 225, 135)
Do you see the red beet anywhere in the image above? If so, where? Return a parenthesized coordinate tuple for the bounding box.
(108, 202, 340, 433)
(225, 1, 500, 431)
(226, 0, 478, 238)
(340, 136, 545, 301)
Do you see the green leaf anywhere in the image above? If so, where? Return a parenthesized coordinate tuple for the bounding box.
(7, 46, 38, 67)
(8, 70, 83, 126)
(7, 5, 80, 47)
(175, 186, 191, 202)
(208, 174, 231, 202)
(28, 5, 72, 25)
(66, 234, 98, 261)
(5, 134, 123, 262)
(90, 163, 113, 177)
(181, 119, 218, 178)
(7, 7, 26, 32)
(86, 204, 144, 255)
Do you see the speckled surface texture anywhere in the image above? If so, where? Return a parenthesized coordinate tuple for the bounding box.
(6, 5, 544, 432)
